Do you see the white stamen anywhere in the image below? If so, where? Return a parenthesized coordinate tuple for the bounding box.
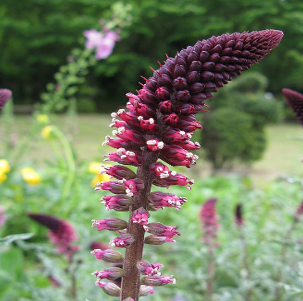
(171, 171, 177, 176)
(149, 118, 154, 124)
(147, 140, 157, 145)
(138, 116, 143, 120)
(187, 133, 192, 139)
(102, 135, 110, 146)
(111, 112, 117, 118)
(117, 148, 125, 156)
(117, 109, 125, 115)
(118, 127, 125, 134)
(157, 141, 164, 149)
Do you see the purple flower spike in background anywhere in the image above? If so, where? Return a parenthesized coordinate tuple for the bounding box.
(27, 213, 79, 258)
(92, 29, 283, 300)
(235, 203, 244, 227)
(0, 206, 7, 228)
(282, 88, 303, 126)
(83, 29, 120, 60)
(200, 198, 220, 247)
(0, 89, 12, 112)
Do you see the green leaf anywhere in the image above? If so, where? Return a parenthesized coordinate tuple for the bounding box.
(0, 233, 33, 246)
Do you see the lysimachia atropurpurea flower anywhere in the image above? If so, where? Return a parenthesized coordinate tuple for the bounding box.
(27, 213, 79, 258)
(92, 30, 283, 300)
(282, 88, 303, 126)
(0, 89, 12, 112)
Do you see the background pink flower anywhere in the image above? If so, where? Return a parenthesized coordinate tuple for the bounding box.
(83, 29, 120, 60)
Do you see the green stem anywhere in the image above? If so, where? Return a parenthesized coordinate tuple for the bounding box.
(52, 127, 76, 202)
(8, 122, 40, 171)
(274, 219, 297, 301)
(238, 227, 251, 301)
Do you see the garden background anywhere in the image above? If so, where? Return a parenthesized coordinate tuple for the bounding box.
(1, 1, 303, 301)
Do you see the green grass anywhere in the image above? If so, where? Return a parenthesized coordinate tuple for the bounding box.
(1, 115, 303, 183)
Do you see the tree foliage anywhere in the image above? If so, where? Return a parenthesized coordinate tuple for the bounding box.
(0, 0, 303, 109)
(201, 72, 281, 170)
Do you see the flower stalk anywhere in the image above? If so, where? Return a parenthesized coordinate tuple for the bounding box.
(200, 198, 220, 301)
(274, 201, 303, 301)
(235, 204, 252, 301)
(92, 30, 283, 300)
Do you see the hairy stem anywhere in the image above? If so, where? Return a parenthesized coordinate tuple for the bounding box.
(120, 150, 159, 301)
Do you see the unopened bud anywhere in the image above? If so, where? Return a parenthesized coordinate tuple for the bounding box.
(92, 267, 125, 280)
(139, 285, 155, 296)
(144, 235, 175, 245)
(145, 222, 180, 239)
(95, 280, 121, 297)
(91, 248, 124, 263)
(92, 217, 127, 231)
(141, 275, 176, 286)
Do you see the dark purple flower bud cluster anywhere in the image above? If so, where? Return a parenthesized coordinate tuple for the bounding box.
(27, 213, 79, 258)
(92, 30, 283, 300)
(235, 203, 244, 227)
(282, 88, 303, 126)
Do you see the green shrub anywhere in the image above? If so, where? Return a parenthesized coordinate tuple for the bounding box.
(201, 72, 281, 170)
(202, 109, 255, 169)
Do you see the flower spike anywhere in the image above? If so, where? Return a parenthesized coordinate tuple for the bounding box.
(27, 213, 79, 258)
(92, 29, 283, 300)
(0, 89, 12, 112)
(282, 88, 303, 126)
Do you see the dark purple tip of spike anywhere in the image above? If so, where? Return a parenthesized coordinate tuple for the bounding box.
(27, 213, 61, 233)
(282, 88, 303, 127)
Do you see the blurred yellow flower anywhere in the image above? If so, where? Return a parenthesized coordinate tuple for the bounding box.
(21, 167, 41, 186)
(90, 173, 111, 186)
(0, 170, 7, 184)
(37, 114, 49, 125)
(41, 126, 53, 140)
(89, 161, 102, 174)
(0, 159, 10, 174)
(89, 162, 111, 186)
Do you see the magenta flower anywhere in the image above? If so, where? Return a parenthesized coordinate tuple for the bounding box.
(0, 89, 12, 112)
(282, 88, 303, 126)
(92, 29, 283, 300)
(27, 213, 79, 258)
(0, 206, 7, 228)
(137, 260, 164, 276)
(83, 29, 120, 60)
(200, 198, 220, 247)
(295, 201, 303, 217)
